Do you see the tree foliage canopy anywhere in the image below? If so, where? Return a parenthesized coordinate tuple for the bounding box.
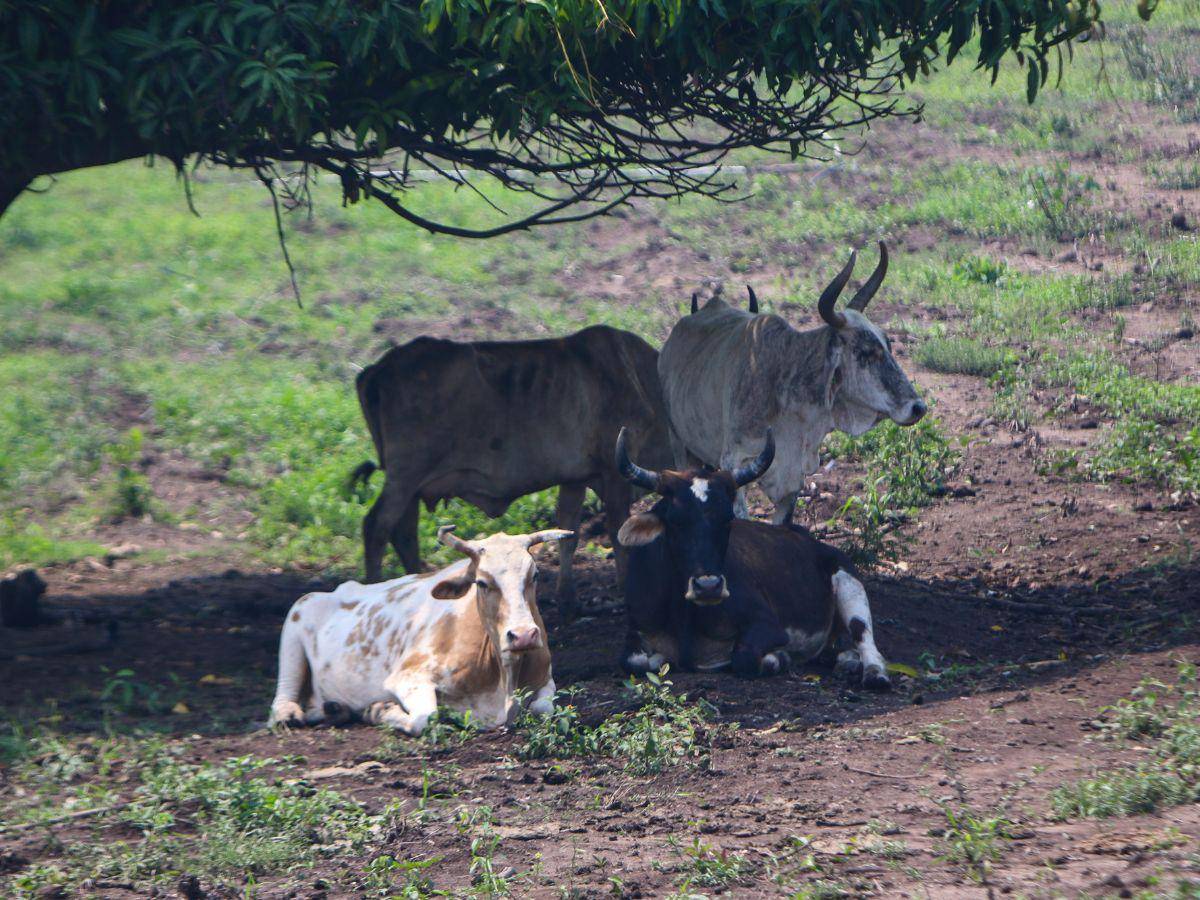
(1, 1, 1120, 233)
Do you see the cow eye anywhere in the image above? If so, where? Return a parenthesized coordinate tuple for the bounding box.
(475, 579, 489, 589)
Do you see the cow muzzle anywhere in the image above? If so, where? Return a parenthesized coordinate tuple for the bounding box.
(505, 626, 542, 653)
(685, 575, 729, 606)
(894, 398, 927, 426)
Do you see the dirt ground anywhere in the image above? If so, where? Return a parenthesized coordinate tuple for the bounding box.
(4, 118, 1200, 897)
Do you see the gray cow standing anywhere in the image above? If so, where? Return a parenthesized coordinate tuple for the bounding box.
(658, 243, 926, 525)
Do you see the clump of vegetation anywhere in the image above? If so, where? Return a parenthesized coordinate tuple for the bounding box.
(105, 427, 154, 520)
(1022, 162, 1102, 240)
(1033, 352, 1200, 495)
(3, 741, 386, 894)
(1052, 664, 1200, 819)
(1119, 29, 1200, 122)
(516, 669, 716, 775)
(936, 804, 1016, 883)
(953, 254, 1008, 286)
(822, 417, 959, 566)
(665, 836, 752, 889)
(916, 336, 1015, 377)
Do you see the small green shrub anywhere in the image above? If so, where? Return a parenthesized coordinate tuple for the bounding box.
(1022, 162, 1103, 240)
(953, 255, 1008, 285)
(915, 337, 1014, 377)
(105, 428, 154, 520)
(937, 805, 1015, 882)
(516, 669, 716, 775)
(667, 836, 752, 888)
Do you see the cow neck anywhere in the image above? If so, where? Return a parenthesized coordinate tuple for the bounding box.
(461, 588, 521, 696)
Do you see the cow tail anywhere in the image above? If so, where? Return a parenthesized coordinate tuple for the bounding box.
(355, 362, 387, 476)
(348, 460, 378, 490)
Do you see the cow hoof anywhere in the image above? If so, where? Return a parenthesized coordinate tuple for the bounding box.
(834, 649, 864, 682)
(862, 666, 892, 692)
(760, 651, 791, 676)
(268, 701, 305, 728)
(623, 651, 665, 675)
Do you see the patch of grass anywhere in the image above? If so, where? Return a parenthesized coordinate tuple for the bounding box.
(0, 514, 106, 570)
(1149, 160, 1200, 191)
(915, 336, 1014, 377)
(516, 669, 717, 775)
(1, 739, 388, 894)
(665, 837, 752, 889)
(1023, 162, 1106, 241)
(1052, 664, 1200, 820)
(1034, 352, 1200, 495)
(936, 804, 1016, 882)
(104, 428, 155, 520)
(1118, 29, 1200, 122)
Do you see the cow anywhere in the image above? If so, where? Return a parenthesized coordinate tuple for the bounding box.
(661, 242, 926, 524)
(268, 525, 571, 735)
(690, 286, 758, 315)
(615, 427, 891, 689)
(353, 325, 672, 617)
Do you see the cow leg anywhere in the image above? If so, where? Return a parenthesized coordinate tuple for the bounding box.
(366, 680, 438, 736)
(769, 490, 800, 526)
(363, 478, 414, 582)
(269, 618, 310, 727)
(831, 569, 891, 691)
(554, 483, 586, 620)
(389, 495, 422, 574)
(601, 476, 635, 581)
(731, 619, 789, 678)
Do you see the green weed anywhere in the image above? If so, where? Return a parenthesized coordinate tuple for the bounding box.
(516, 669, 716, 775)
(1051, 664, 1200, 819)
(936, 804, 1015, 882)
(666, 836, 751, 888)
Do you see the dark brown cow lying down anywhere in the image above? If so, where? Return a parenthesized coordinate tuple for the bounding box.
(615, 428, 891, 688)
(353, 325, 672, 617)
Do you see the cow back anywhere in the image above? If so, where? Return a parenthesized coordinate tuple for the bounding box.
(723, 520, 842, 638)
(357, 326, 671, 504)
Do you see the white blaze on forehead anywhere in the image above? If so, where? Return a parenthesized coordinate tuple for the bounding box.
(690, 478, 710, 502)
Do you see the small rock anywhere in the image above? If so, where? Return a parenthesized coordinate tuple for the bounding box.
(1170, 211, 1191, 231)
(1133, 499, 1153, 512)
(1078, 418, 1099, 429)
(1177, 327, 1195, 340)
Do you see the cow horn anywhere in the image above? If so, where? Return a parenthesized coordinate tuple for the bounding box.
(731, 428, 775, 487)
(525, 529, 575, 548)
(817, 250, 856, 328)
(437, 524, 478, 559)
(847, 241, 888, 312)
(746, 285, 759, 314)
(615, 426, 660, 491)
(691, 292, 698, 315)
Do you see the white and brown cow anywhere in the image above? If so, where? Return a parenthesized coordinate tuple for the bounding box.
(268, 525, 571, 735)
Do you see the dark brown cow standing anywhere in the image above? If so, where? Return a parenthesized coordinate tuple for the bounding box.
(354, 325, 672, 617)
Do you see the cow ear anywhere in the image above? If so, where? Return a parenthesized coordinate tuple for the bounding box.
(431, 562, 478, 600)
(618, 513, 666, 547)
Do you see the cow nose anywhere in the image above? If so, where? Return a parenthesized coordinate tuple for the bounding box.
(694, 575, 722, 592)
(506, 627, 541, 652)
(900, 399, 927, 424)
